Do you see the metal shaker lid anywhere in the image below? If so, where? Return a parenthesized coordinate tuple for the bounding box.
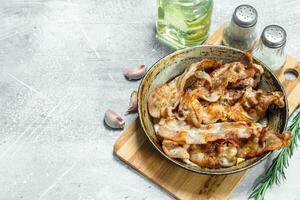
(232, 5, 257, 28)
(261, 25, 287, 48)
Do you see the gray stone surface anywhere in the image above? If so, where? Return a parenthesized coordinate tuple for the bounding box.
(0, 0, 299, 199)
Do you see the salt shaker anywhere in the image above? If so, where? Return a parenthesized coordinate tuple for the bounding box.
(253, 25, 287, 72)
(222, 5, 257, 51)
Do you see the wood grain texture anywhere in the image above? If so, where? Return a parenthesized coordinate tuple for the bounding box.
(114, 25, 300, 200)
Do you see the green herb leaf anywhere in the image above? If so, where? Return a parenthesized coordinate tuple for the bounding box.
(249, 110, 300, 200)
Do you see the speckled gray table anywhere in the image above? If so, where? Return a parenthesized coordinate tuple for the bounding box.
(0, 0, 300, 199)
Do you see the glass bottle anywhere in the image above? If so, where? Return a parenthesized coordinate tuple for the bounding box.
(156, 0, 213, 50)
(222, 5, 257, 51)
(253, 25, 287, 72)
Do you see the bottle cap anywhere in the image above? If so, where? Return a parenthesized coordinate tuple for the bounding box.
(261, 25, 287, 48)
(232, 5, 257, 28)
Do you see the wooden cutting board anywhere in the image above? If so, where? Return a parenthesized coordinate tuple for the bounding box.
(113, 25, 300, 200)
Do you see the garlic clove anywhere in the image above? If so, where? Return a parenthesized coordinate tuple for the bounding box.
(123, 64, 146, 80)
(104, 109, 125, 129)
(127, 91, 138, 113)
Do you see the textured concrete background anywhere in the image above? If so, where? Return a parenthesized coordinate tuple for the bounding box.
(0, 0, 300, 199)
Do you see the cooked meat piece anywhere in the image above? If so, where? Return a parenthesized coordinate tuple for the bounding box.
(230, 63, 264, 89)
(188, 140, 238, 168)
(176, 96, 229, 125)
(147, 77, 180, 118)
(156, 118, 264, 144)
(195, 58, 223, 72)
(186, 127, 291, 168)
(194, 71, 212, 88)
(229, 103, 257, 122)
(176, 91, 203, 127)
(239, 87, 284, 120)
(217, 141, 238, 167)
(245, 63, 264, 78)
(162, 140, 190, 159)
(240, 51, 254, 67)
(237, 128, 291, 158)
(220, 89, 245, 105)
(228, 87, 284, 122)
(201, 102, 229, 124)
(177, 88, 282, 124)
(179, 62, 199, 92)
(190, 86, 224, 102)
(189, 145, 220, 168)
(187, 127, 291, 168)
(186, 98, 203, 128)
(211, 62, 248, 86)
(210, 61, 264, 90)
(179, 59, 222, 92)
(230, 77, 256, 88)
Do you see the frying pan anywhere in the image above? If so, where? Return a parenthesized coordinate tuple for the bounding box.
(138, 45, 288, 175)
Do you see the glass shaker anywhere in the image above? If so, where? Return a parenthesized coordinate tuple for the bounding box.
(222, 5, 257, 51)
(156, 0, 213, 49)
(253, 25, 287, 72)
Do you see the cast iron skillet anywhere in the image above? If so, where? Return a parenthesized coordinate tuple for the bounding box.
(138, 45, 288, 175)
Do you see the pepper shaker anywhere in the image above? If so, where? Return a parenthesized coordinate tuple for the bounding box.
(222, 5, 258, 51)
(253, 25, 287, 72)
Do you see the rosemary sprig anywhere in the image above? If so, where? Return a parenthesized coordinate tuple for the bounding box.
(249, 110, 300, 200)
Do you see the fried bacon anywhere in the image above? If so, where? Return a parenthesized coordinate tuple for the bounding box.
(176, 88, 284, 125)
(220, 89, 245, 105)
(162, 140, 190, 159)
(237, 129, 291, 158)
(157, 118, 264, 144)
(189, 141, 239, 168)
(161, 128, 291, 168)
(147, 77, 180, 119)
(147, 58, 290, 168)
(231, 87, 284, 121)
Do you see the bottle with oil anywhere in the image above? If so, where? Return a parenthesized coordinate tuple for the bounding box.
(156, 0, 213, 49)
